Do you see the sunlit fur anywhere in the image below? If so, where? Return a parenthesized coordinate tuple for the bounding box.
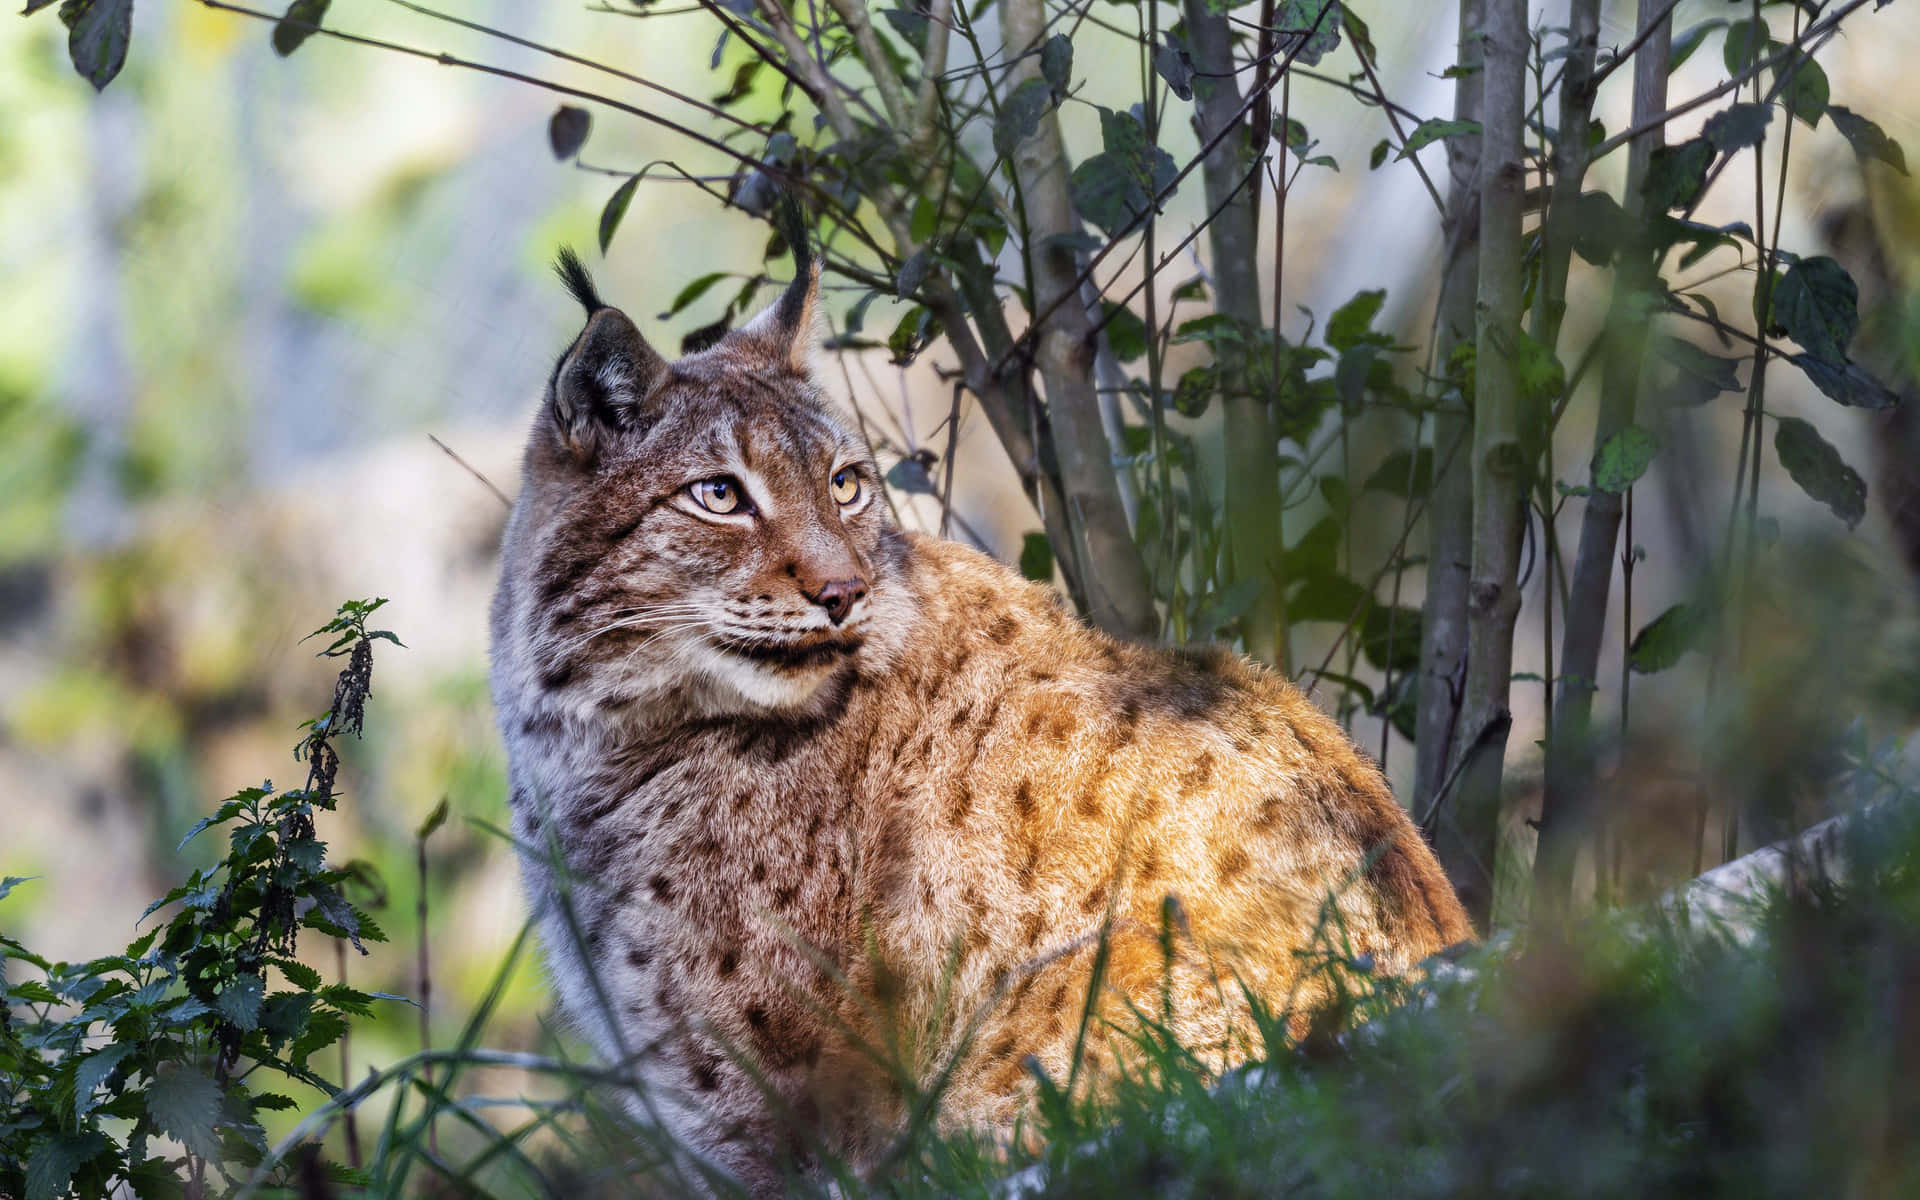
(490, 253, 1472, 1194)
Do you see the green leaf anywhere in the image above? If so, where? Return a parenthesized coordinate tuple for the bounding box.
(1272, 0, 1340, 66)
(61, 0, 134, 90)
(1287, 572, 1370, 624)
(1514, 328, 1566, 407)
(708, 59, 762, 106)
(1828, 106, 1907, 175)
(1774, 256, 1858, 364)
(319, 983, 378, 1016)
(896, 249, 930, 299)
(1368, 138, 1390, 170)
(1153, 35, 1193, 101)
(1284, 515, 1340, 583)
(663, 271, 729, 319)
(1628, 603, 1710, 674)
(25, 1131, 110, 1200)
(1667, 19, 1726, 75)
(274, 956, 324, 991)
(1326, 289, 1387, 352)
(885, 453, 935, 495)
(146, 1063, 224, 1160)
(1040, 34, 1073, 101)
(994, 78, 1053, 158)
(1592, 425, 1660, 493)
(1774, 52, 1828, 127)
(1722, 17, 1768, 76)
(599, 173, 642, 254)
(270, 0, 329, 57)
(0, 875, 35, 903)
(902, 198, 935, 246)
(176, 798, 248, 852)
(260, 990, 316, 1045)
(160, 996, 212, 1024)
(1171, 312, 1248, 348)
(216, 974, 266, 1031)
(290, 1009, 349, 1068)
(1775, 416, 1867, 528)
(548, 105, 591, 159)
(1568, 191, 1638, 265)
(1360, 604, 1422, 672)
(1703, 102, 1771, 153)
(1790, 354, 1901, 410)
(1656, 337, 1742, 404)
(1019, 532, 1054, 582)
(1068, 107, 1178, 237)
(1194, 578, 1264, 634)
(1340, 6, 1377, 68)
(1100, 302, 1149, 362)
(1171, 366, 1214, 418)
(880, 5, 927, 52)
(1363, 448, 1434, 499)
(1643, 138, 1713, 211)
(74, 1042, 137, 1121)
(126, 1155, 191, 1200)
(1398, 118, 1481, 159)
(416, 797, 450, 841)
(886, 304, 936, 364)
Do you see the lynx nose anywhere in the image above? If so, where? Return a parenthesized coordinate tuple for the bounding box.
(803, 577, 868, 625)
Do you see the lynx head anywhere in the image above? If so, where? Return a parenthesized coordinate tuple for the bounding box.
(493, 233, 913, 721)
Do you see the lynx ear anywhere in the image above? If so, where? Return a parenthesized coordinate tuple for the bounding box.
(548, 250, 665, 458)
(735, 258, 820, 373)
(732, 195, 819, 372)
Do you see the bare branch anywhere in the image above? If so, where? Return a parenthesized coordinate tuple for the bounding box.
(824, 0, 914, 128)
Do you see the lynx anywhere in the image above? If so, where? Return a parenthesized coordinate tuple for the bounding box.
(489, 233, 1471, 1193)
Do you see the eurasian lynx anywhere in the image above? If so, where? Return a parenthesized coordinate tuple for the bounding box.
(490, 235, 1471, 1193)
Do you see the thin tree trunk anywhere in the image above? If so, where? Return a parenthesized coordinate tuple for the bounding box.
(1533, 1, 1673, 911)
(1437, 0, 1528, 929)
(1000, 0, 1158, 638)
(1181, 0, 1282, 665)
(945, 239, 1095, 611)
(1083, 272, 1140, 530)
(1413, 0, 1486, 828)
(1530, 0, 1601, 351)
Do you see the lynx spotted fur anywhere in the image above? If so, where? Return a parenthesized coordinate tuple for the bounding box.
(490, 239, 1471, 1192)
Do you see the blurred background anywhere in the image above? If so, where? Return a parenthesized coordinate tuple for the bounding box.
(4, 0, 1920, 1096)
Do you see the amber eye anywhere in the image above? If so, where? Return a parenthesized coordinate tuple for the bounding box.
(689, 477, 746, 515)
(830, 468, 861, 506)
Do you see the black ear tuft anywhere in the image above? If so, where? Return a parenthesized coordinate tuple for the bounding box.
(726, 194, 820, 370)
(771, 193, 814, 328)
(553, 247, 604, 316)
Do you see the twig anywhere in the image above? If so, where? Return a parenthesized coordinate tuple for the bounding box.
(195, 0, 782, 178)
(1587, 0, 1686, 88)
(1352, 40, 1445, 217)
(379, 0, 769, 137)
(429, 435, 511, 509)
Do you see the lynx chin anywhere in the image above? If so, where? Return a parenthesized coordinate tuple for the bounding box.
(490, 225, 1471, 1194)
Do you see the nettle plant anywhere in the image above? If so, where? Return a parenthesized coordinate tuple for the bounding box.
(0, 601, 399, 1200)
(20, 0, 1912, 925)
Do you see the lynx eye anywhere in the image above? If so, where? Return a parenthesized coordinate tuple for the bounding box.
(689, 477, 747, 515)
(830, 468, 861, 506)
